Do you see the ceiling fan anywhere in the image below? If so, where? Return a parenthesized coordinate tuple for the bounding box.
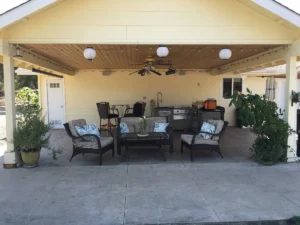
(129, 56, 171, 76)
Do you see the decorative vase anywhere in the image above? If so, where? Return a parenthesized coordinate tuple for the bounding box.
(21, 151, 40, 168)
(139, 116, 148, 135)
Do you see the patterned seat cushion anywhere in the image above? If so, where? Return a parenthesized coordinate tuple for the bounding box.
(120, 117, 168, 133)
(200, 122, 216, 140)
(154, 122, 169, 132)
(75, 124, 100, 141)
(74, 136, 114, 149)
(207, 120, 224, 141)
(181, 134, 218, 145)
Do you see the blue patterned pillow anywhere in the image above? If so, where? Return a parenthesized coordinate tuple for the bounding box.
(120, 122, 129, 133)
(75, 124, 100, 141)
(199, 122, 216, 140)
(154, 123, 169, 132)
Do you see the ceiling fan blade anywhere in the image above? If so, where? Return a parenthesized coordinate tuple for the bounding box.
(150, 70, 162, 76)
(129, 70, 140, 75)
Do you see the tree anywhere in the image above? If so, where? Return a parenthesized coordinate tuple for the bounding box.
(0, 64, 38, 96)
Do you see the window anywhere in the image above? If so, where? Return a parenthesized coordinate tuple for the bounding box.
(50, 83, 60, 88)
(222, 78, 243, 99)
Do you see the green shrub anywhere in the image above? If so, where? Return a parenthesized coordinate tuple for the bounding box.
(230, 89, 293, 165)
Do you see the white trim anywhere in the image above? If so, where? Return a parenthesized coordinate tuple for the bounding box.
(220, 77, 244, 100)
(45, 77, 66, 129)
(252, 0, 300, 28)
(0, 0, 56, 29)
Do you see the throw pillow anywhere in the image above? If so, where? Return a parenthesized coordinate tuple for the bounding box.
(75, 123, 100, 141)
(207, 120, 224, 141)
(199, 122, 216, 140)
(154, 123, 169, 132)
(120, 122, 130, 133)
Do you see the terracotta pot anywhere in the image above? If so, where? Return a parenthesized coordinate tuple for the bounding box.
(21, 151, 40, 168)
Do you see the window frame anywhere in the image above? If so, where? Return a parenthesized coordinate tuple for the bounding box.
(220, 77, 244, 100)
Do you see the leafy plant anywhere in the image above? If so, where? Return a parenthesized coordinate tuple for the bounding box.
(291, 216, 300, 225)
(230, 89, 294, 165)
(13, 87, 61, 159)
(139, 116, 147, 134)
(292, 91, 300, 106)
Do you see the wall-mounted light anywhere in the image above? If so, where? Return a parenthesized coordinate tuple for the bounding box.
(83, 46, 96, 61)
(14, 46, 23, 58)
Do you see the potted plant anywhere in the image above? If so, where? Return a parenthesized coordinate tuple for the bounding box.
(291, 91, 300, 106)
(13, 87, 60, 167)
(138, 116, 148, 136)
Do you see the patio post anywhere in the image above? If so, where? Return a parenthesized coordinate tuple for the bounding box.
(285, 55, 298, 162)
(3, 54, 18, 168)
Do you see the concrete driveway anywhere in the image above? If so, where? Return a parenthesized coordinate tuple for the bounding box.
(1, 128, 300, 225)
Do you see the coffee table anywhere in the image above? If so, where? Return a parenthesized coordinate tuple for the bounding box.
(120, 132, 168, 162)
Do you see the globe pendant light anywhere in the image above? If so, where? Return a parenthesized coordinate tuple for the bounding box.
(219, 48, 232, 60)
(156, 46, 169, 58)
(84, 46, 96, 61)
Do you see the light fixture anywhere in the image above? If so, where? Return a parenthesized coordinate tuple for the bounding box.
(157, 46, 169, 58)
(219, 48, 232, 60)
(83, 46, 96, 61)
(166, 66, 176, 75)
(14, 46, 23, 58)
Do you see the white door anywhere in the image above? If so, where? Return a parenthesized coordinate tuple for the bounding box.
(46, 79, 65, 129)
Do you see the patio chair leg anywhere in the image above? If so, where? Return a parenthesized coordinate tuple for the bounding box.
(69, 152, 76, 162)
(181, 143, 183, 154)
(190, 149, 194, 162)
(217, 148, 224, 158)
(112, 146, 115, 157)
(99, 154, 103, 166)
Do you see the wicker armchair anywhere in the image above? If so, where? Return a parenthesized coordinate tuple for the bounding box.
(181, 120, 229, 161)
(64, 119, 114, 165)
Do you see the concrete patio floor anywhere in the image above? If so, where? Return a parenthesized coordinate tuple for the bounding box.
(1, 128, 300, 225)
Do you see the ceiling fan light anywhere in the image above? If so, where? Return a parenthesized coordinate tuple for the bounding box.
(84, 46, 96, 60)
(219, 48, 232, 60)
(157, 46, 169, 58)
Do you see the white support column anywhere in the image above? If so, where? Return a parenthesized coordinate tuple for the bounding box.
(3, 55, 19, 168)
(285, 56, 298, 162)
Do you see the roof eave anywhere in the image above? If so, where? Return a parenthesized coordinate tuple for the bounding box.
(0, 0, 57, 29)
(251, 0, 300, 28)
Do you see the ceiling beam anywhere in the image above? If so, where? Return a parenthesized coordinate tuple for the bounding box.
(13, 46, 76, 76)
(210, 46, 290, 75)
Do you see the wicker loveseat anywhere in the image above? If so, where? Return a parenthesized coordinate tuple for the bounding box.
(117, 116, 173, 154)
(64, 119, 114, 165)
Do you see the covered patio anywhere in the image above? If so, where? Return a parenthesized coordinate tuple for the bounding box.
(1, 0, 300, 167)
(1, 1, 300, 224)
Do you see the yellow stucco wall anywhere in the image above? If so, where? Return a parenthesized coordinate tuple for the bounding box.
(3, 0, 298, 44)
(39, 71, 266, 127)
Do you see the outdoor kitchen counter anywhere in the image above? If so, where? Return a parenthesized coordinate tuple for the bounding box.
(154, 106, 192, 131)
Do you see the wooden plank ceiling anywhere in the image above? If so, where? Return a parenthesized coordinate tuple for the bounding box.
(20, 44, 281, 70)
